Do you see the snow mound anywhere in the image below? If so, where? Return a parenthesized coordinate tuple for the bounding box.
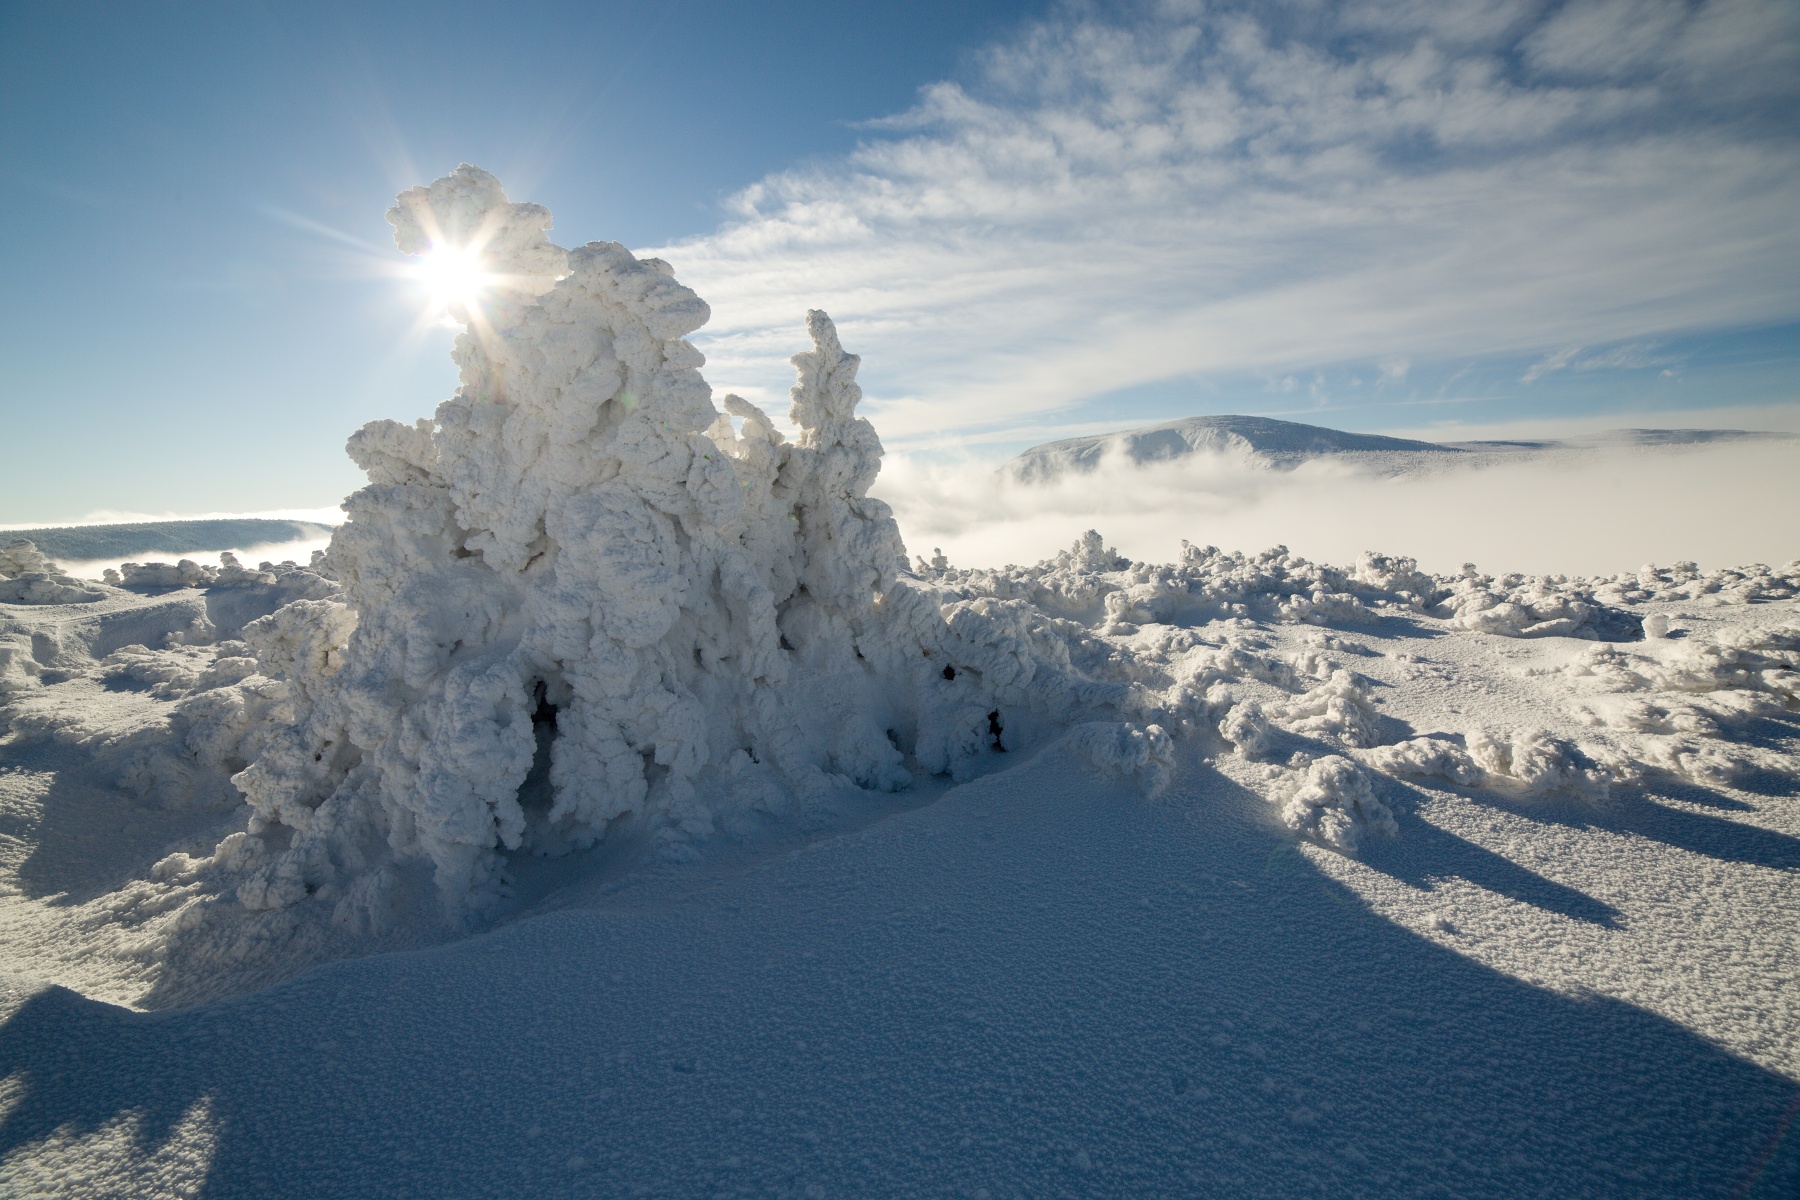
(0, 539, 107, 604)
(1007, 415, 1457, 482)
(1064, 720, 1174, 796)
(1558, 624, 1800, 786)
(1276, 754, 1396, 852)
(1441, 567, 1643, 640)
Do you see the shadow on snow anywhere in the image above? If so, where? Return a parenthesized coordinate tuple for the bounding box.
(0, 749, 1795, 1199)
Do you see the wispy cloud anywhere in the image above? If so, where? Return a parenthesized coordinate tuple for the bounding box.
(1522, 341, 1680, 382)
(653, 0, 1800, 447)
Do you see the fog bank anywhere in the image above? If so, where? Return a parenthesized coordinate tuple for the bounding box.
(876, 440, 1800, 577)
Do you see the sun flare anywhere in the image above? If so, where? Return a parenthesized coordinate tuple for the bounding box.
(413, 243, 489, 316)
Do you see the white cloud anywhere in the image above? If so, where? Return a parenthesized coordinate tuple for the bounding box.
(1521, 347, 1581, 384)
(1522, 340, 1681, 382)
(651, 0, 1800, 448)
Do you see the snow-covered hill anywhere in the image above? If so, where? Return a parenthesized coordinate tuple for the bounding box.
(0, 520, 334, 565)
(1007, 415, 1457, 481)
(1005, 414, 1794, 484)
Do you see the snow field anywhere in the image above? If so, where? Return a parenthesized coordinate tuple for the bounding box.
(0, 739, 1795, 1198)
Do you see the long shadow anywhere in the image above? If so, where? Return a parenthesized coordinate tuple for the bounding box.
(1733, 766, 1800, 798)
(1360, 770, 1800, 916)
(1363, 800, 1626, 926)
(1274, 740, 1622, 926)
(1, 739, 239, 905)
(1516, 785, 1800, 872)
(1704, 708, 1800, 798)
(1654, 778, 1758, 812)
(1, 754, 1795, 1198)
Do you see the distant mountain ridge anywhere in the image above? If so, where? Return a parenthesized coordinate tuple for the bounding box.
(3, 518, 335, 564)
(1006, 415, 1457, 481)
(1006, 415, 1791, 482)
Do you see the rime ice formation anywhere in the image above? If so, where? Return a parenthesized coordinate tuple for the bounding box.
(0, 539, 105, 604)
(214, 166, 1175, 916)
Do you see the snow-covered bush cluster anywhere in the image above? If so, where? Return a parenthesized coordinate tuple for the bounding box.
(1591, 561, 1800, 607)
(0, 551, 340, 813)
(104, 551, 332, 590)
(1438, 570, 1642, 640)
(915, 538, 1654, 642)
(1362, 729, 1614, 800)
(1559, 624, 1800, 787)
(0, 539, 105, 604)
(0, 535, 331, 606)
(0, 536, 334, 604)
(1275, 754, 1397, 853)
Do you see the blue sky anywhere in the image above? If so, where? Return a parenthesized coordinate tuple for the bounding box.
(2, 0, 1797, 524)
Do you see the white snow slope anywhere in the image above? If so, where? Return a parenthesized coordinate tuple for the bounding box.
(0, 168, 1796, 1199)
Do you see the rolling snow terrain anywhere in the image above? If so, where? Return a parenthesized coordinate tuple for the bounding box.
(0, 168, 1796, 1198)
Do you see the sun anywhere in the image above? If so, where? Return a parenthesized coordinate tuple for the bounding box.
(412, 242, 490, 317)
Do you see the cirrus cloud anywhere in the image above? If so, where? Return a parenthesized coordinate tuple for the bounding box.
(653, 0, 1800, 448)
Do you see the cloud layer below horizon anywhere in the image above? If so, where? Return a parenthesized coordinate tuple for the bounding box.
(656, 0, 1800, 449)
(877, 438, 1800, 577)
